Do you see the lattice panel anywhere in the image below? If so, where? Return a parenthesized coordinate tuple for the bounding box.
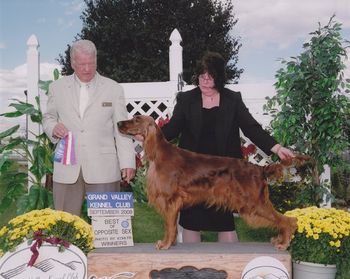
(126, 99, 273, 167)
(127, 99, 172, 121)
(241, 136, 273, 166)
(126, 99, 172, 158)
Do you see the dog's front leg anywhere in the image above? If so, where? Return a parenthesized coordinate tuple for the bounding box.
(156, 206, 179, 250)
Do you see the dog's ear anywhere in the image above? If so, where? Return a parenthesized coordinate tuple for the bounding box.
(142, 118, 157, 136)
(147, 123, 157, 135)
(143, 123, 158, 161)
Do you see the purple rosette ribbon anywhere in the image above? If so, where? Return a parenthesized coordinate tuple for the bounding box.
(54, 131, 76, 165)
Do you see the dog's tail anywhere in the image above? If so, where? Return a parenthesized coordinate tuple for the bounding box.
(263, 154, 320, 184)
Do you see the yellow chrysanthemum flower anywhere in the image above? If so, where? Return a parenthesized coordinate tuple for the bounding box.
(285, 207, 350, 265)
(0, 208, 94, 257)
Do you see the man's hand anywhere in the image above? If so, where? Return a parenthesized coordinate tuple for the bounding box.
(52, 123, 68, 139)
(121, 168, 136, 183)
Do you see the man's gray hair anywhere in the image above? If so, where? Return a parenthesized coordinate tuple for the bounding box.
(70, 40, 97, 61)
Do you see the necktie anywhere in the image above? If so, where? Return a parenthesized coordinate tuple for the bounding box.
(79, 83, 89, 118)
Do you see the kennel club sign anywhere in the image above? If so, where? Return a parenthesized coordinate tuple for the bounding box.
(87, 192, 134, 248)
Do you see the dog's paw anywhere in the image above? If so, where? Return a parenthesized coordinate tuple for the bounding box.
(155, 240, 171, 250)
(271, 236, 289, 250)
(274, 242, 289, 251)
(270, 235, 280, 245)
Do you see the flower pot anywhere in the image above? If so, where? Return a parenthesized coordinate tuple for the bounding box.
(293, 261, 336, 279)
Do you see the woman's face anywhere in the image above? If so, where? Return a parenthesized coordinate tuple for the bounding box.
(198, 72, 215, 92)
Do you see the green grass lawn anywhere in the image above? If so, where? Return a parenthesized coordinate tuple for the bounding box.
(0, 197, 274, 243)
(132, 202, 165, 242)
(132, 202, 275, 243)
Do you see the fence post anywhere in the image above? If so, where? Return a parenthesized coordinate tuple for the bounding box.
(169, 28, 183, 82)
(26, 34, 40, 188)
(320, 164, 332, 208)
(169, 28, 184, 242)
(168, 28, 183, 115)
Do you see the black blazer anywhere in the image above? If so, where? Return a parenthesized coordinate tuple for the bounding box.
(161, 87, 277, 158)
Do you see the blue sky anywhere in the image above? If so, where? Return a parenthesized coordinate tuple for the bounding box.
(0, 0, 350, 131)
(1, 0, 349, 78)
(0, 0, 83, 69)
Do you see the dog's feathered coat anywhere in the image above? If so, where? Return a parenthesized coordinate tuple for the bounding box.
(118, 115, 308, 250)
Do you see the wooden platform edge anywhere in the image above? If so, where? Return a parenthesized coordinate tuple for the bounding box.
(88, 243, 292, 279)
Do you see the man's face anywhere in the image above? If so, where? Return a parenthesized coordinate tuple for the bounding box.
(71, 52, 97, 82)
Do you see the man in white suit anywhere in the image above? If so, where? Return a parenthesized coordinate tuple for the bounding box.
(43, 40, 136, 216)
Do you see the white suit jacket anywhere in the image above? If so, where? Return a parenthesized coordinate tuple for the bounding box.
(43, 73, 135, 184)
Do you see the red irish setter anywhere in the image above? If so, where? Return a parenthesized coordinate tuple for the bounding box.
(118, 115, 310, 250)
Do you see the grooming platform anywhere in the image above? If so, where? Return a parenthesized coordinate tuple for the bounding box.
(87, 242, 291, 278)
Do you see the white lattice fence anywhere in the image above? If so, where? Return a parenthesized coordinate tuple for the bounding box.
(127, 99, 172, 120)
(241, 137, 273, 166)
(122, 81, 177, 155)
(123, 84, 273, 166)
(122, 81, 177, 120)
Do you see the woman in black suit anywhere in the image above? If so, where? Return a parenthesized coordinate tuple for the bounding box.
(161, 52, 294, 243)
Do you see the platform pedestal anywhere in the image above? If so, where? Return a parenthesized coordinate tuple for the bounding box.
(88, 242, 291, 278)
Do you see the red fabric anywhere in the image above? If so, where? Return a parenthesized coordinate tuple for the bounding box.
(156, 117, 170, 128)
(241, 144, 257, 159)
(28, 230, 70, 266)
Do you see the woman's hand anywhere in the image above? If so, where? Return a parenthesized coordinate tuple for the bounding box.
(271, 144, 295, 160)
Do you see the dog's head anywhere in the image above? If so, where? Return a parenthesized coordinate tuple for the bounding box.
(117, 115, 157, 140)
(118, 115, 163, 161)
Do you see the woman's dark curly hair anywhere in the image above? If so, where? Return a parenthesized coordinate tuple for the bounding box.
(192, 51, 227, 92)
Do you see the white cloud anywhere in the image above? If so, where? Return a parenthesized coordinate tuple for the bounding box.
(62, 0, 86, 15)
(0, 67, 27, 109)
(55, 0, 85, 29)
(0, 63, 60, 90)
(234, 0, 350, 49)
(0, 63, 61, 132)
(40, 63, 62, 80)
(0, 42, 6, 49)
(57, 17, 76, 30)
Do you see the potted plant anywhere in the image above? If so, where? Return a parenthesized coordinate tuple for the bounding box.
(0, 69, 60, 217)
(264, 16, 350, 206)
(285, 206, 350, 279)
(0, 208, 94, 259)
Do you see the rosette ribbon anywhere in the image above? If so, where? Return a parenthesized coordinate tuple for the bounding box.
(53, 131, 76, 165)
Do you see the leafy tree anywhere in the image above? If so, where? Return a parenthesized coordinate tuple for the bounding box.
(58, 0, 242, 83)
(264, 16, 350, 205)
